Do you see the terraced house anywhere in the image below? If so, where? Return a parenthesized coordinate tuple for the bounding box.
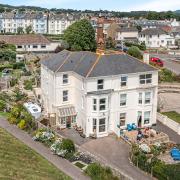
(41, 50, 158, 138)
(0, 12, 48, 34)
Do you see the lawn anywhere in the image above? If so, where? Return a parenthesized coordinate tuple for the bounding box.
(0, 111, 9, 118)
(0, 128, 71, 180)
(162, 111, 180, 124)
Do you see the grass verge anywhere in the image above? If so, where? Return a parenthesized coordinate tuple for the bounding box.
(162, 111, 180, 124)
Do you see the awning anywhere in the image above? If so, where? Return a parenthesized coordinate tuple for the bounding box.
(58, 106, 76, 117)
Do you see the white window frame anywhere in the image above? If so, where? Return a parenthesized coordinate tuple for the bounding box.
(121, 75, 128, 87)
(99, 98, 106, 111)
(139, 74, 152, 85)
(63, 90, 68, 102)
(120, 94, 127, 106)
(93, 99, 97, 111)
(93, 118, 97, 133)
(62, 74, 68, 84)
(99, 118, 106, 133)
(145, 92, 151, 104)
(120, 113, 126, 126)
(97, 79, 104, 90)
(144, 111, 151, 125)
(138, 92, 143, 104)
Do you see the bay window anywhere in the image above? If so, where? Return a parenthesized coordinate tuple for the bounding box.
(99, 98, 106, 111)
(144, 111, 150, 124)
(99, 118, 106, 133)
(145, 92, 151, 104)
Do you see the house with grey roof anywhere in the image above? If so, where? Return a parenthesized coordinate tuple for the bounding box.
(41, 50, 158, 138)
(115, 27, 138, 43)
(139, 28, 176, 48)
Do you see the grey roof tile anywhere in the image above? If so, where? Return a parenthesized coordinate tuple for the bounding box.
(41, 50, 157, 78)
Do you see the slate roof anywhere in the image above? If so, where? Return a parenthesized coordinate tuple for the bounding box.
(0, 34, 51, 45)
(117, 27, 138, 32)
(41, 50, 157, 78)
(140, 28, 167, 35)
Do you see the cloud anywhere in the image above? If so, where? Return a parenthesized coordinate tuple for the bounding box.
(131, 0, 180, 11)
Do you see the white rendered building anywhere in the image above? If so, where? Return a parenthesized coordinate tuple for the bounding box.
(41, 50, 158, 138)
(139, 28, 175, 48)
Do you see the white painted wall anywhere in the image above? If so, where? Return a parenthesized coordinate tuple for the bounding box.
(139, 34, 175, 48)
(41, 65, 158, 138)
(116, 31, 138, 41)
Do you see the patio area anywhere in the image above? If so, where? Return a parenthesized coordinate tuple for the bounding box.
(56, 128, 90, 146)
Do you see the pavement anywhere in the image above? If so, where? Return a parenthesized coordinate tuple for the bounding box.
(0, 117, 89, 180)
(81, 136, 153, 180)
(154, 120, 180, 144)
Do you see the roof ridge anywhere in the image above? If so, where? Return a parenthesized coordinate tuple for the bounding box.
(86, 54, 101, 78)
(55, 52, 72, 73)
(73, 52, 87, 72)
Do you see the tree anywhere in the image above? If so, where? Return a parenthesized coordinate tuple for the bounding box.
(105, 37, 115, 49)
(17, 27, 24, 34)
(127, 46, 142, 59)
(25, 25, 33, 34)
(63, 19, 96, 51)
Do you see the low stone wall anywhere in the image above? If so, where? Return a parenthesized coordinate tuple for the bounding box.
(37, 121, 131, 180)
(157, 113, 180, 135)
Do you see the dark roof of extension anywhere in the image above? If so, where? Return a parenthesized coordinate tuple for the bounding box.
(41, 50, 157, 78)
(140, 28, 167, 35)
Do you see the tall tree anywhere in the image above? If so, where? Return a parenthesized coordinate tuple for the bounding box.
(17, 27, 24, 34)
(63, 19, 96, 51)
(25, 25, 33, 34)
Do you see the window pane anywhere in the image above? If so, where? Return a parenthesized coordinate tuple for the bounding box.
(99, 118, 106, 133)
(140, 75, 145, 79)
(146, 74, 152, 78)
(120, 113, 126, 126)
(99, 118, 105, 125)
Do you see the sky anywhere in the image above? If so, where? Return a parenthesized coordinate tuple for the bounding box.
(1, 0, 180, 11)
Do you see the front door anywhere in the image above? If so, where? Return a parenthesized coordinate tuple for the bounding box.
(66, 116, 71, 128)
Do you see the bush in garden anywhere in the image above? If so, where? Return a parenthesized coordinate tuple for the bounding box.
(0, 100, 6, 111)
(33, 128, 56, 146)
(23, 79, 33, 90)
(10, 78, 18, 87)
(7, 115, 17, 124)
(61, 139, 75, 154)
(12, 62, 25, 69)
(17, 119, 26, 129)
(85, 163, 119, 180)
(127, 46, 142, 59)
(159, 68, 176, 82)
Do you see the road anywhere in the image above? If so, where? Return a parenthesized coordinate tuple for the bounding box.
(151, 54, 180, 74)
(154, 120, 180, 144)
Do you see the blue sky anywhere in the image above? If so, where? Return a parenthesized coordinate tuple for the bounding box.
(1, 0, 180, 11)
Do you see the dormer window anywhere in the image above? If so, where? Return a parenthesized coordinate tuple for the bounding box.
(63, 74, 68, 84)
(97, 79, 104, 90)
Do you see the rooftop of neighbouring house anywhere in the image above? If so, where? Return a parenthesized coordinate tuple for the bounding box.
(41, 49, 157, 78)
(139, 28, 168, 35)
(0, 34, 51, 45)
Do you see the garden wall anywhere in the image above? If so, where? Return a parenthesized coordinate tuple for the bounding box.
(157, 113, 180, 135)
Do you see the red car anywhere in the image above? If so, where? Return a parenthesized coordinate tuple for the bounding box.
(150, 57, 164, 67)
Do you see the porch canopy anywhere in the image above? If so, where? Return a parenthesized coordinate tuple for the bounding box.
(58, 106, 76, 117)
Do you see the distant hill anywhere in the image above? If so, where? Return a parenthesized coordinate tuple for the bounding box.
(0, 3, 180, 21)
(175, 10, 180, 14)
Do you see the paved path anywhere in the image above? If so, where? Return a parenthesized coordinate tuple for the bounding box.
(0, 118, 89, 180)
(154, 120, 180, 144)
(81, 136, 153, 180)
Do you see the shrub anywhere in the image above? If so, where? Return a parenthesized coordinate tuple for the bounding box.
(159, 68, 176, 82)
(85, 163, 119, 180)
(61, 139, 75, 154)
(12, 62, 25, 69)
(7, 115, 17, 124)
(10, 78, 18, 87)
(24, 79, 33, 90)
(0, 100, 6, 111)
(17, 119, 26, 129)
(127, 46, 142, 59)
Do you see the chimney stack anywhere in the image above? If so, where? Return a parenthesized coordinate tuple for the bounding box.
(143, 52, 150, 64)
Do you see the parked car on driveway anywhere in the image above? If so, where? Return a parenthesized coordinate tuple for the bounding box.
(150, 57, 164, 67)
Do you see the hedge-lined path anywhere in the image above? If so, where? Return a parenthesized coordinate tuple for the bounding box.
(0, 117, 89, 180)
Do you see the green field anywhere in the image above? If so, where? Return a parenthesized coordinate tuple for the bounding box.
(162, 111, 180, 124)
(0, 128, 70, 180)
